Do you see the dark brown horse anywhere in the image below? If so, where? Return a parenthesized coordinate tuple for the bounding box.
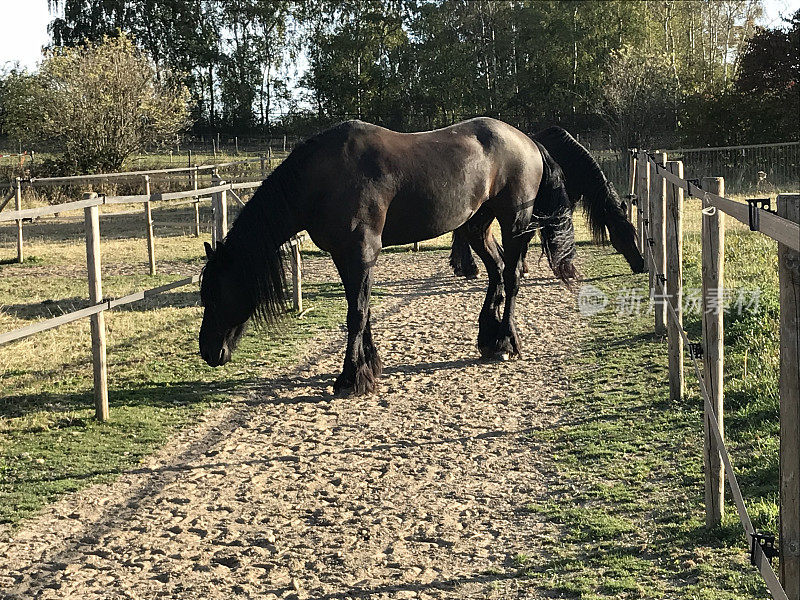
(199, 118, 577, 395)
(449, 125, 645, 279)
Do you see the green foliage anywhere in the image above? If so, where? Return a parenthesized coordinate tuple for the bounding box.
(41, 0, 780, 148)
(27, 1, 798, 150)
(3, 34, 190, 173)
(602, 46, 676, 149)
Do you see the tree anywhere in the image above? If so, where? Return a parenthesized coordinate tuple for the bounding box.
(601, 46, 676, 149)
(734, 8, 800, 142)
(3, 34, 190, 172)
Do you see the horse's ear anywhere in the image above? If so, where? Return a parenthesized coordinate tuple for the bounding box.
(204, 241, 214, 261)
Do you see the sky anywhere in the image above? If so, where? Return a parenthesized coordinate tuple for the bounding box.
(0, 0, 798, 71)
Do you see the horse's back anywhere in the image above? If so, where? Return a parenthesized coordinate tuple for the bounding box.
(300, 118, 545, 248)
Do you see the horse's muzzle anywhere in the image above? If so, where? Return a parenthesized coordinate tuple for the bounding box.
(201, 345, 231, 367)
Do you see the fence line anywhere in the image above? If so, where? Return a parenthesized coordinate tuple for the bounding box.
(593, 140, 800, 199)
(0, 180, 262, 223)
(19, 156, 265, 187)
(648, 154, 800, 250)
(0, 155, 271, 192)
(672, 141, 800, 153)
(1, 176, 309, 422)
(635, 149, 799, 599)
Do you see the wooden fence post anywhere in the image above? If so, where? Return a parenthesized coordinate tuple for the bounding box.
(83, 193, 109, 422)
(637, 151, 650, 256)
(193, 166, 200, 237)
(778, 193, 800, 597)
(666, 160, 684, 402)
(15, 177, 23, 263)
(701, 176, 725, 528)
(143, 175, 156, 275)
(627, 151, 637, 224)
(291, 237, 302, 313)
(211, 172, 227, 249)
(651, 152, 667, 334)
(260, 155, 266, 179)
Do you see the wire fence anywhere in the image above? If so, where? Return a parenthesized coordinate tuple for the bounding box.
(634, 151, 799, 599)
(594, 141, 800, 199)
(668, 142, 800, 196)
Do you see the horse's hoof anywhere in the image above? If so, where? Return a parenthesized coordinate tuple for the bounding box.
(499, 352, 510, 362)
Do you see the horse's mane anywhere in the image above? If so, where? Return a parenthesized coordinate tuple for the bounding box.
(531, 140, 577, 283)
(204, 143, 312, 327)
(533, 126, 625, 245)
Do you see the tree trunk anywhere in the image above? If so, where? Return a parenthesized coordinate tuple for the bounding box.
(572, 4, 579, 115)
(208, 64, 215, 126)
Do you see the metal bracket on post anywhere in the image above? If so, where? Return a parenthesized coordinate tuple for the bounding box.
(746, 198, 773, 232)
(687, 342, 704, 360)
(750, 531, 779, 565)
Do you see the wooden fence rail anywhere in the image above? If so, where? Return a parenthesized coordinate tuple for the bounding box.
(1, 177, 309, 422)
(1, 152, 279, 265)
(17, 156, 265, 187)
(637, 150, 799, 600)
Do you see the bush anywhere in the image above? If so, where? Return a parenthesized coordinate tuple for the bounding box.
(3, 34, 191, 174)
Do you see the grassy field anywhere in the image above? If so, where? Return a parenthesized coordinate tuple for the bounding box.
(0, 161, 785, 597)
(521, 199, 780, 598)
(0, 201, 351, 525)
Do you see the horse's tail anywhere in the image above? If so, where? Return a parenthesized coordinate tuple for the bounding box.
(450, 226, 479, 279)
(533, 126, 627, 245)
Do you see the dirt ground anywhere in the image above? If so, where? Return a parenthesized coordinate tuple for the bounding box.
(0, 250, 578, 600)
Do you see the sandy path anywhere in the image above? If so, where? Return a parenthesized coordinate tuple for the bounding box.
(0, 251, 577, 600)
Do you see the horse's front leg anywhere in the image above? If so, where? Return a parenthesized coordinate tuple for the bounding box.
(463, 211, 505, 359)
(332, 236, 381, 395)
(495, 233, 532, 359)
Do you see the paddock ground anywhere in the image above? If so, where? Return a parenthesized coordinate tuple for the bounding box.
(0, 250, 580, 599)
(0, 201, 778, 599)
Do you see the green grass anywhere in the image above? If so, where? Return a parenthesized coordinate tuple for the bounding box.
(0, 205, 353, 525)
(514, 202, 779, 598)
(0, 277, 348, 526)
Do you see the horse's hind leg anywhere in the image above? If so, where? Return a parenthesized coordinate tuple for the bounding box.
(463, 208, 505, 359)
(331, 231, 382, 395)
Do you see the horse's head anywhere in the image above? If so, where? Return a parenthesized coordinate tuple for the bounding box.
(539, 209, 579, 284)
(607, 211, 646, 274)
(199, 241, 251, 367)
(594, 183, 645, 274)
